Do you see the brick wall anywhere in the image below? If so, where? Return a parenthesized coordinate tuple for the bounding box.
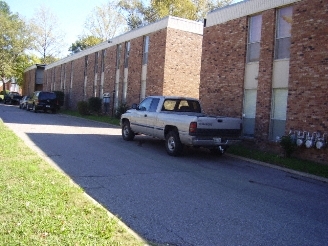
(23, 69, 35, 95)
(71, 57, 85, 108)
(146, 29, 167, 97)
(163, 28, 202, 99)
(126, 37, 143, 105)
(200, 18, 246, 117)
(286, 0, 328, 163)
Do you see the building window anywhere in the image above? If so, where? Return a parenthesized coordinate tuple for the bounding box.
(142, 36, 149, 65)
(116, 44, 122, 69)
(94, 52, 98, 74)
(101, 49, 106, 73)
(84, 56, 88, 77)
(275, 6, 293, 60)
(247, 15, 262, 63)
(124, 41, 130, 68)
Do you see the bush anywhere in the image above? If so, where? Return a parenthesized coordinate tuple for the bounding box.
(88, 97, 102, 114)
(77, 101, 89, 115)
(280, 135, 297, 158)
(53, 91, 65, 107)
(115, 103, 129, 119)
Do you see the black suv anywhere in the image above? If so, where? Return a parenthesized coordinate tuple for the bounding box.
(27, 91, 59, 113)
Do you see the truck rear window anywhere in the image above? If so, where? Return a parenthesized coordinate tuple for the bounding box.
(162, 99, 201, 113)
(39, 92, 56, 100)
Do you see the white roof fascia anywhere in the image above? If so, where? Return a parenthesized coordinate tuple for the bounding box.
(206, 0, 301, 27)
(24, 64, 37, 72)
(46, 16, 203, 70)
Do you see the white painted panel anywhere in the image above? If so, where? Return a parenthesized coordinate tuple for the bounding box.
(243, 89, 257, 118)
(141, 64, 147, 81)
(123, 68, 128, 102)
(272, 88, 288, 120)
(141, 64, 147, 100)
(100, 72, 104, 98)
(115, 69, 120, 108)
(244, 62, 259, 89)
(272, 60, 290, 88)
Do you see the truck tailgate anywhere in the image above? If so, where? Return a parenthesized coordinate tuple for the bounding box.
(196, 116, 242, 138)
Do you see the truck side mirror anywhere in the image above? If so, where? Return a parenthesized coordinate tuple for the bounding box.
(131, 103, 138, 109)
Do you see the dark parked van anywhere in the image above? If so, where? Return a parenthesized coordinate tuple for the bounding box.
(27, 91, 59, 113)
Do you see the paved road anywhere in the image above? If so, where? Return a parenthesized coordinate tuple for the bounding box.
(1, 103, 328, 246)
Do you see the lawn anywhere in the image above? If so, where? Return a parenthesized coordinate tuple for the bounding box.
(0, 120, 146, 245)
(227, 144, 328, 179)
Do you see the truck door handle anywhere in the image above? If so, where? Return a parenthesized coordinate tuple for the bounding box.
(217, 119, 223, 122)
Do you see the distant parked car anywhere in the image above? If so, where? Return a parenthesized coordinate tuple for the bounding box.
(26, 91, 59, 113)
(0, 90, 9, 102)
(19, 95, 30, 109)
(3, 92, 23, 105)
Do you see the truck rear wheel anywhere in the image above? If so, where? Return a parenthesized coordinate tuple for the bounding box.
(165, 131, 183, 156)
(122, 121, 135, 141)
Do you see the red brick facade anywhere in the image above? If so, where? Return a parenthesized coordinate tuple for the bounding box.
(200, 0, 328, 164)
(24, 16, 202, 112)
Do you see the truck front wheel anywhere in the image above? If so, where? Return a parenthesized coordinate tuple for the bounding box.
(165, 131, 183, 156)
(122, 121, 135, 141)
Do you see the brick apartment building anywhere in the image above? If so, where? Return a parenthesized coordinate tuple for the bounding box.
(23, 16, 203, 110)
(23, 0, 327, 164)
(200, 0, 328, 163)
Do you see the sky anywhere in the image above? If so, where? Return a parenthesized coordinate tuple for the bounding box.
(6, 0, 243, 58)
(6, 0, 111, 57)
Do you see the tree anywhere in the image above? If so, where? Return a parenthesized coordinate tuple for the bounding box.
(83, 1, 127, 41)
(13, 54, 41, 86)
(152, 0, 197, 20)
(69, 36, 103, 54)
(192, 0, 234, 21)
(30, 5, 65, 64)
(118, 0, 234, 30)
(0, 1, 33, 87)
(117, 0, 149, 30)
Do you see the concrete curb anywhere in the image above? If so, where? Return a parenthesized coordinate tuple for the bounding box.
(226, 153, 328, 183)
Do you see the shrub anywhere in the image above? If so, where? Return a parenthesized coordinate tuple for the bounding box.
(115, 103, 129, 119)
(53, 91, 65, 107)
(280, 135, 297, 158)
(88, 97, 102, 114)
(77, 101, 89, 115)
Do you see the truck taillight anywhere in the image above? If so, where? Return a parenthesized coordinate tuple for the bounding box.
(189, 122, 197, 133)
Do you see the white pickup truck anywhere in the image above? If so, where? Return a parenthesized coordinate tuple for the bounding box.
(120, 96, 242, 156)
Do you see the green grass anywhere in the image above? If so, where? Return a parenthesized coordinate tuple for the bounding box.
(227, 144, 328, 179)
(60, 109, 120, 126)
(0, 120, 145, 245)
(60, 110, 328, 180)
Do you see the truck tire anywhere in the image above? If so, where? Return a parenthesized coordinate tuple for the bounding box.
(122, 121, 135, 141)
(165, 131, 183, 156)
